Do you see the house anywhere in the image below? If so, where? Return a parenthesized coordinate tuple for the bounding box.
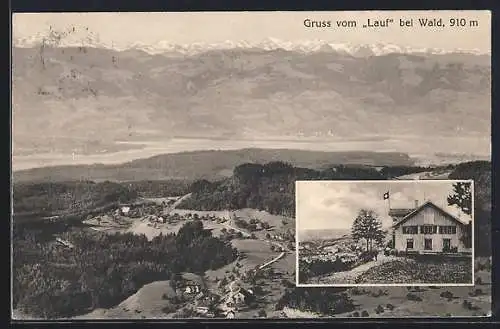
(55, 238, 74, 249)
(184, 284, 201, 294)
(120, 206, 131, 216)
(195, 306, 209, 315)
(223, 288, 254, 309)
(181, 273, 207, 295)
(391, 200, 471, 254)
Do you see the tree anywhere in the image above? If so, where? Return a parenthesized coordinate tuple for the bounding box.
(448, 161, 491, 255)
(257, 309, 267, 318)
(447, 182, 473, 248)
(351, 209, 386, 252)
(447, 182, 472, 215)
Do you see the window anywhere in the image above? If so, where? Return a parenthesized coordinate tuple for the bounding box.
(402, 226, 418, 234)
(424, 238, 433, 250)
(439, 226, 457, 234)
(420, 225, 437, 234)
(443, 239, 451, 251)
(406, 239, 414, 249)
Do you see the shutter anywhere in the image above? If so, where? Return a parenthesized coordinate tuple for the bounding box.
(433, 226, 437, 234)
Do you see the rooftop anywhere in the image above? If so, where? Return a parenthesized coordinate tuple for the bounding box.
(388, 208, 414, 218)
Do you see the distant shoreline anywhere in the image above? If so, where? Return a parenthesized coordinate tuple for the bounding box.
(12, 138, 490, 173)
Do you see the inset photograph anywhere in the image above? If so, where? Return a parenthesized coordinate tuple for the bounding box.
(296, 180, 474, 287)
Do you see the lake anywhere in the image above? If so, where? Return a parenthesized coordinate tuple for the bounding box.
(12, 136, 490, 171)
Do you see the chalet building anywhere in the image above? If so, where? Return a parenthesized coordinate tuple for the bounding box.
(180, 273, 206, 295)
(184, 284, 201, 294)
(391, 200, 471, 254)
(120, 206, 131, 215)
(221, 281, 255, 311)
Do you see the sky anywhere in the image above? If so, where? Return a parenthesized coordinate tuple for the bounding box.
(296, 180, 473, 233)
(13, 11, 491, 52)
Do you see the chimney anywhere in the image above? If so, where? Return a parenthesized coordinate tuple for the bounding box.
(414, 200, 419, 208)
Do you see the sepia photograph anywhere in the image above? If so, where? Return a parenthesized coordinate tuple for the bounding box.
(296, 180, 474, 287)
(12, 11, 491, 319)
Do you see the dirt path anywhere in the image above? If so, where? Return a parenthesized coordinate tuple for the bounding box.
(221, 219, 287, 269)
(311, 254, 400, 285)
(171, 197, 288, 270)
(162, 193, 192, 215)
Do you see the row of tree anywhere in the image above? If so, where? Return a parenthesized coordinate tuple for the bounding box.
(13, 180, 137, 215)
(180, 162, 422, 217)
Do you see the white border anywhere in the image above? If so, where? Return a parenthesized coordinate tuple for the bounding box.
(295, 179, 475, 287)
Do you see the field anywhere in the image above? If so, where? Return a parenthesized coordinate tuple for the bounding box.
(73, 280, 177, 319)
(356, 256, 473, 285)
(337, 266, 491, 318)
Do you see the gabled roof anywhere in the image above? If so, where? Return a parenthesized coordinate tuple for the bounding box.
(392, 200, 469, 229)
(388, 208, 414, 218)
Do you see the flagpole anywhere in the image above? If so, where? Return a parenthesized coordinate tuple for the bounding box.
(388, 188, 391, 210)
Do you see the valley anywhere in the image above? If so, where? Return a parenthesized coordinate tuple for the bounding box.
(11, 160, 492, 319)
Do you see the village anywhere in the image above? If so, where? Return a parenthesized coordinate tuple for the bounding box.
(53, 196, 296, 319)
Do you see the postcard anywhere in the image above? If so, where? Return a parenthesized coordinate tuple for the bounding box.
(11, 10, 491, 319)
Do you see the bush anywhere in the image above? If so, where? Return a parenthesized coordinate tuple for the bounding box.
(352, 311, 360, 317)
(406, 293, 422, 302)
(371, 289, 387, 297)
(386, 304, 394, 311)
(440, 291, 454, 299)
(162, 304, 177, 314)
(275, 288, 354, 316)
(350, 287, 364, 296)
(469, 289, 483, 297)
(475, 277, 483, 285)
(462, 300, 476, 310)
(361, 310, 369, 317)
(375, 305, 384, 314)
(257, 309, 267, 318)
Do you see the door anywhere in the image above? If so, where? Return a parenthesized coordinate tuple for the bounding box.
(424, 238, 433, 251)
(406, 239, 414, 250)
(443, 238, 451, 251)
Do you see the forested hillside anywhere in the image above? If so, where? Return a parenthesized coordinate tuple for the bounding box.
(179, 162, 431, 217)
(13, 181, 137, 217)
(181, 161, 491, 256)
(13, 220, 237, 318)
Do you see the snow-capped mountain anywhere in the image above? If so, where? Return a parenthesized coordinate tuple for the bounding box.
(13, 34, 489, 57)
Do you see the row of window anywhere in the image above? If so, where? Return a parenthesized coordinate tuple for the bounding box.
(406, 238, 452, 250)
(402, 225, 457, 235)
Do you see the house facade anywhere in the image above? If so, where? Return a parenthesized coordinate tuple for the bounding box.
(391, 201, 471, 254)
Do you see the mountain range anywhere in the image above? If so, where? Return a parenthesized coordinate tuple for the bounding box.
(12, 38, 491, 169)
(14, 35, 490, 57)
